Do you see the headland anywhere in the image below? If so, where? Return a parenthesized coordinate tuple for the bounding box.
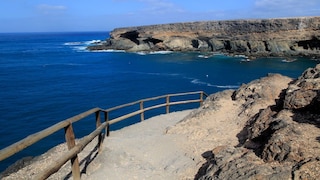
(88, 16, 320, 59)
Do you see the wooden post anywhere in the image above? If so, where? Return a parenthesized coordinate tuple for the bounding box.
(95, 111, 103, 153)
(64, 124, 81, 180)
(166, 95, 170, 113)
(200, 91, 204, 106)
(104, 111, 110, 137)
(95, 111, 101, 127)
(140, 101, 144, 121)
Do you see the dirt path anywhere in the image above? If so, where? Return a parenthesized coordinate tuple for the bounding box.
(84, 110, 195, 180)
(85, 94, 246, 180)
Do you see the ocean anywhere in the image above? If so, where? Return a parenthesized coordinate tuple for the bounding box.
(0, 31, 318, 172)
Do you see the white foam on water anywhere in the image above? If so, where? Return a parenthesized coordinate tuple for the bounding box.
(64, 42, 82, 46)
(84, 40, 102, 45)
(281, 58, 297, 63)
(197, 55, 210, 58)
(149, 51, 173, 54)
(64, 40, 105, 52)
(136, 51, 173, 55)
(91, 49, 126, 53)
(191, 78, 239, 89)
(136, 52, 147, 55)
(240, 58, 251, 62)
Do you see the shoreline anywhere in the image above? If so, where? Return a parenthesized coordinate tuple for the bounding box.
(88, 16, 320, 59)
(87, 46, 320, 61)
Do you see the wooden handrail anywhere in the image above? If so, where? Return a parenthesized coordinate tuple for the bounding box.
(105, 91, 206, 112)
(0, 91, 208, 179)
(36, 120, 109, 179)
(0, 107, 101, 162)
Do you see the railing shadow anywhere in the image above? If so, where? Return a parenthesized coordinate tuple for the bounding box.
(63, 135, 104, 180)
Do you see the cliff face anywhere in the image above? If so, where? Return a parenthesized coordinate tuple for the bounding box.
(89, 17, 320, 58)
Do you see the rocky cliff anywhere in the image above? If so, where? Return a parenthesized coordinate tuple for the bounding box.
(192, 64, 320, 179)
(89, 16, 320, 58)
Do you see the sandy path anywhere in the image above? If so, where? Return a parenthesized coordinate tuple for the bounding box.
(84, 110, 195, 180)
(85, 95, 246, 180)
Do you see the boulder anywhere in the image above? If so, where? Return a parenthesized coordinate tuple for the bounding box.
(195, 146, 292, 180)
(163, 37, 195, 51)
(208, 39, 225, 51)
(284, 64, 320, 111)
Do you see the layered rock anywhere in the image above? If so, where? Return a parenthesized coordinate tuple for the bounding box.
(89, 17, 320, 58)
(195, 64, 320, 179)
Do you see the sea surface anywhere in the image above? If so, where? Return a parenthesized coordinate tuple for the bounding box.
(0, 32, 318, 172)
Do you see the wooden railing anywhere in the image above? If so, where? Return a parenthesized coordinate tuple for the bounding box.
(0, 91, 208, 179)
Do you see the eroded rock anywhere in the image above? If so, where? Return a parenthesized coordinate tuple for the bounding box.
(195, 146, 292, 180)
(196, 64, 320, 179)
(89, 17, 320, 58)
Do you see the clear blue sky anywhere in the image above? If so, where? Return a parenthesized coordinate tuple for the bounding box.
(1, 0, 319, 32)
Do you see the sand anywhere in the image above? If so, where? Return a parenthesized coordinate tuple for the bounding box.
(84, 110, 196, 180)
(84, 95, 246, 180)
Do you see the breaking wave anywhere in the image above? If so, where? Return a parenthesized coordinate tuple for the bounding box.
(64, 40, 102, 46)
(42, 63, 84, 67)
(191, 79, 239, 89)
(64, 40, 103, 52)
(136, 51, 173, 55)
(91, 49, 126, 53)
(281, 58, 297, 63)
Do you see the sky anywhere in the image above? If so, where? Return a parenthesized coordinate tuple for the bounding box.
(0, 0, 320, 33)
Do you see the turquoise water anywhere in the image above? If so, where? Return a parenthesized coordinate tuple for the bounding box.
(0, 32, 318, 172)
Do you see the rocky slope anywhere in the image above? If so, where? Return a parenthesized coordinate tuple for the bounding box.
(89, 17, 320, 58)
(193, 64, 320, 179)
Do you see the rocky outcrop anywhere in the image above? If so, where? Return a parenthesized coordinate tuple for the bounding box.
(89, 17, 320, 58)
(195, 64, 320, 179)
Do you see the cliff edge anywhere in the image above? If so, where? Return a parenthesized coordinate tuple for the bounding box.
(89, 17, 320, 58)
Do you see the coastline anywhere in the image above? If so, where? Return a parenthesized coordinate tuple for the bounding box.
(88, 16, 320, 59)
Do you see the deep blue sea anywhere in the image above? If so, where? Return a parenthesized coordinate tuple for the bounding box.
(0, 31, 318, 172)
